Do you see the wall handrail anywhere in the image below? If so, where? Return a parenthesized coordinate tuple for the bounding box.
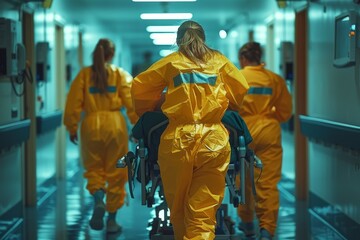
(299, 115, 360, 151)
(0, 119, 31, 150)
(36, 110, 63, 134)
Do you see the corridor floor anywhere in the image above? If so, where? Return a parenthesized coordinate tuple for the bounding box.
(2, 165, 346, 240)
(2, 132, 348, 240)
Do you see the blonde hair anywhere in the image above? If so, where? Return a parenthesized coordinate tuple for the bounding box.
(176, 20, 216, 65)
(91, 38, 115, 93)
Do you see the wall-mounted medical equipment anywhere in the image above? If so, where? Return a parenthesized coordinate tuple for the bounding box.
(0, 18, 26, 77)
(36, 41, 49, 82)
(333, 11, 358, 68)
(280, 41, 294, 81)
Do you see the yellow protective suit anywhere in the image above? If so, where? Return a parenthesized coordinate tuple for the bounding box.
(64, 65, 138, 213)
(131, 52, 249, 240)
(236, 65, 292, 236)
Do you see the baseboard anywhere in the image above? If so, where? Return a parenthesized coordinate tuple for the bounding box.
(309, 191, 360, 240)
(0, 201, 23, 239)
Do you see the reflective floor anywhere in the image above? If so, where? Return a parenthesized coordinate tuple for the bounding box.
(2, 133, 349, 240)
(4, 169, 347, 240)
(4, 168, 347, 239)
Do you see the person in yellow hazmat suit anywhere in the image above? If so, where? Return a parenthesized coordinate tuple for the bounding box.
(63, 38, 138, 233)
(236, 42, 293, 240)
(131, 20, 249, 240)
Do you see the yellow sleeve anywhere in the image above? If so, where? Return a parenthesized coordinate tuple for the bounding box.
(273, 74, 293, 122)
(63, 70, 85, 135)
(220, 57, 249, 111)
(118, 68, 139, 124)
(131, 60, 167, 117)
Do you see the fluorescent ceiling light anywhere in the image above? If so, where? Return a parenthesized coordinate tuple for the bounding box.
(219, 30, 227, 39)
(229, 30, 238, 38)
(134, 0, 196, 2)
(150, 33, 177, 40)
(141, 13, 192, 20)
(159, 49, 175, 57)
(146, 26, 179, 32)
(153, 38, 176, 45)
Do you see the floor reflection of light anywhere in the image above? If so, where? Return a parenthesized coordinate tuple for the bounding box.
(279, 206, 296, 217)
(16, 165, 344, 240)
(66, 210, 82, 220)
(66, 149, 79, 159)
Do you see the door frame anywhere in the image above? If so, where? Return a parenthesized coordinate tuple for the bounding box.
(55, 22, 66, 180)
(22, 9, 37, 207)
(294, 7, 308, 201)
(266, 23, 274, 71)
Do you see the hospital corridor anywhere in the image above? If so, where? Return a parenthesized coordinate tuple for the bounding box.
(0, 0, 360, 240)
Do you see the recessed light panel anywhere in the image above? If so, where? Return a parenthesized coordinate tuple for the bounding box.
(140, 13, 192, 20)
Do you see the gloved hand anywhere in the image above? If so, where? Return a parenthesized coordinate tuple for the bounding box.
(70, 133, 78, 145)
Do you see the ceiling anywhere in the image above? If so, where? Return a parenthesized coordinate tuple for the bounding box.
(52, 0, 279, 58)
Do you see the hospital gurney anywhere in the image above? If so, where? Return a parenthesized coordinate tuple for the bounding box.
(117, 110, 262, 239)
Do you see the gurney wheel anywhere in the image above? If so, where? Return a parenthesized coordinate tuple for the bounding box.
(232, 196, 239, 207)
(125, 152, 136, 198)
(149, 218, 160, 238)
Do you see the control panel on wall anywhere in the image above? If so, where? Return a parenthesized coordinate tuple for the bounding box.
(36, 41, 49, 82)
(0, 18, 26, 77)
(279, 41, 294, 82)
(333, 11, 358, 68)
